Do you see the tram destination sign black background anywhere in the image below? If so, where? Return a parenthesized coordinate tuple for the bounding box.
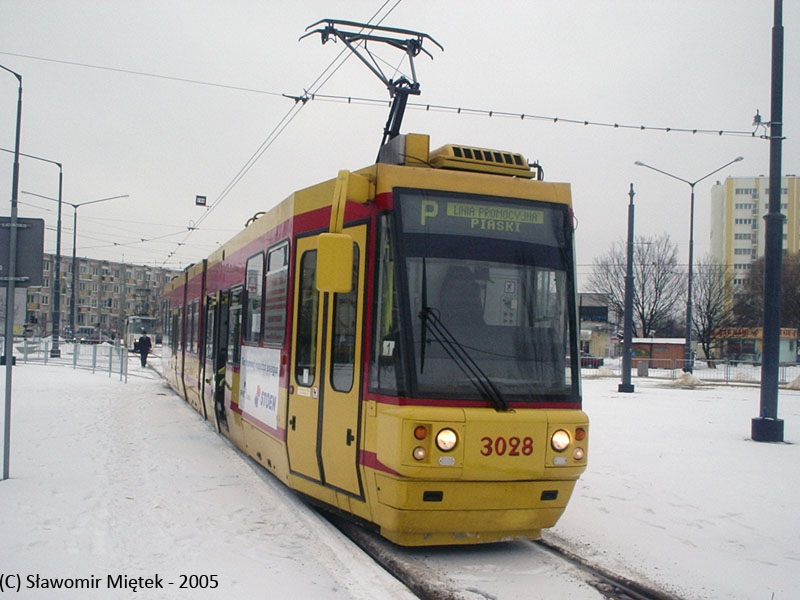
(0, 217, 44, 287)
(399, 191, 561, 246)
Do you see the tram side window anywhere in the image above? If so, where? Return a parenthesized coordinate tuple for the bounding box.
(295, 250, 318, 387)
(162, 301, 169, 349)
(205, 296, 215, 360)
(188, 301, 198, 354)
(228, 288, 243, 365)
(172, 309, 181, 354)
(369, 217, 403, 395)
(244, 253, 264, 344)
(194, 301, 201, 353)
(264, 243, 289, 346)
(331, 244, 359, 392)
(186, 303, 192, 352)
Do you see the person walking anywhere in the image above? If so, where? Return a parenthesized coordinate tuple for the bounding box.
(138, 330, 152, 367)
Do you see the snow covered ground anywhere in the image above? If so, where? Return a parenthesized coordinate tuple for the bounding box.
(553, 375, 800, 599)
(0, 362, 415, 599)
(1, 359, 798, 599)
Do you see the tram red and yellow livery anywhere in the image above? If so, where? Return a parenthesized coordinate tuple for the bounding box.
(162, 133, 588, 546)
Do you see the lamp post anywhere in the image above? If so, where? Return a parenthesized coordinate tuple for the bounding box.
(67, 196, 129, 336)
(634, 156, 744, 372)
(3, 149, 63, 357)
(618, 184, 636, 393)
(1, 63, 22, 481)
(21, 192, 129, 338)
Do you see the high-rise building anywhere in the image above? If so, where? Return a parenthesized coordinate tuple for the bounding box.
(25, 254, 180, 340)
(710, 175, 799, 287)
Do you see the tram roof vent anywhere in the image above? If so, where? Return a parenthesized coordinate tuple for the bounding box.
(429, 145, 536, 178)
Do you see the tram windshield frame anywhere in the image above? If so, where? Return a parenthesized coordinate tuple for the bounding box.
(369, 188, 580, 405)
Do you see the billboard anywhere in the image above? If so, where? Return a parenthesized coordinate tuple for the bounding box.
(0, 217, 44, 287)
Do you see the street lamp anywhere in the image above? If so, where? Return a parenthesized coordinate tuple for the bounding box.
(1, 62, 22, 481)
(2, 148, 63, 357)
(68, 195, 129, 336)
(634, 156, 744, 372)
(21, 192, 129, 338)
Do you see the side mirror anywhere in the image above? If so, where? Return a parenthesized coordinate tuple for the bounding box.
(316, 233, 353, 293)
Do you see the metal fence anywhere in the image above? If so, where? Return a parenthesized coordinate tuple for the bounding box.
(583, 357, 800, 386)
(8, 338, 800, 388)
(5, 336, 130, 382)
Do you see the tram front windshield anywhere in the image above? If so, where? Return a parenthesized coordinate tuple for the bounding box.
(371, 189, 579, 404)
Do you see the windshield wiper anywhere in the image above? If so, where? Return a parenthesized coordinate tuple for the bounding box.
(418, 307, 510, 412)
(419, 257, 428, 373)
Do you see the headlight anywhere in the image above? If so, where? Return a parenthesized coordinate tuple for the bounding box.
(551, 429, 571, 452)
(413, 446, 427, 461)
(435, 428, 458, 452)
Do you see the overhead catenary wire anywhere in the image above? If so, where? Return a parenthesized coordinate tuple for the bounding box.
(0, 50, 287, 98)
(157, 0, 404, 266)
(0, 49, 759, 140)
(304, 93, 761, 138)
(19, 196, 218, 252)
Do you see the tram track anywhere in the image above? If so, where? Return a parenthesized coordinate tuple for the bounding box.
(325, 513, 683, 600)
(166, 371, 674, 600)
(534, 538, 680, 600)
(177, 373, 680, 600)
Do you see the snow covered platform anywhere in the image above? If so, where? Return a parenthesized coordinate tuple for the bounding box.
(1, 362, 798, 598)
(0, 363, 414, 599)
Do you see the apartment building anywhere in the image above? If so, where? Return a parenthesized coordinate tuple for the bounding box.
(25, 254, 180, 339)
(710, 175, 799, 286)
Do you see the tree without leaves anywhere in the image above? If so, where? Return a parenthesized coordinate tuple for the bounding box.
(733, 252, 800, 329)
(692, 255, 736, 361)
(785, 253, 800, 330)
(588, 233, 686, 337)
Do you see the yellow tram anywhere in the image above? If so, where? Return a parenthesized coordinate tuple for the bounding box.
(162, 133, 588, 546)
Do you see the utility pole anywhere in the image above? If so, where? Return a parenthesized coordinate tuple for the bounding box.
(618, 184, 635, 393)
(1, 64, 22, 480)
(753, 0, 785, 442)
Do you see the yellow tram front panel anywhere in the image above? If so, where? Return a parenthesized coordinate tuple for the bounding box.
(371, 405, 588, 480)
(363, 404, 588, 545)
(372, 477, 574, 546)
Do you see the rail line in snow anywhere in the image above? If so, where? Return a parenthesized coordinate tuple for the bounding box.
(326, 513, 684, 600)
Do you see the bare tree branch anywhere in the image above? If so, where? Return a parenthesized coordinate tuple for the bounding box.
(588, 233, 686, 337)
(733, 252, 800, 330)
(692, 255, 736, 360)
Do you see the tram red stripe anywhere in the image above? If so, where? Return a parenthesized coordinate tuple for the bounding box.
(359, 450, 403, 477)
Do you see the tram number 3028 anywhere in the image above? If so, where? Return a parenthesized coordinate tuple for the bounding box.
(479, 436, 534, 457)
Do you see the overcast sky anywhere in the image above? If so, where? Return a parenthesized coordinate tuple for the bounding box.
(1, 1, 797, 287)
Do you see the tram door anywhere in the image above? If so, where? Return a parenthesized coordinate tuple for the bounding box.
(212, 292, 230, 432)
(288, 225, 366, 496)
(201, 292, 231, 432)
(202, 294, 216, 422)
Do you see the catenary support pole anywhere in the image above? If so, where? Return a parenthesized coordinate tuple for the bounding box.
(753, 0, 785, 442)
(619, 184, 635, 393)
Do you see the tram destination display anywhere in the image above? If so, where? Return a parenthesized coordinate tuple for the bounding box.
(398, 190, 563, 246)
